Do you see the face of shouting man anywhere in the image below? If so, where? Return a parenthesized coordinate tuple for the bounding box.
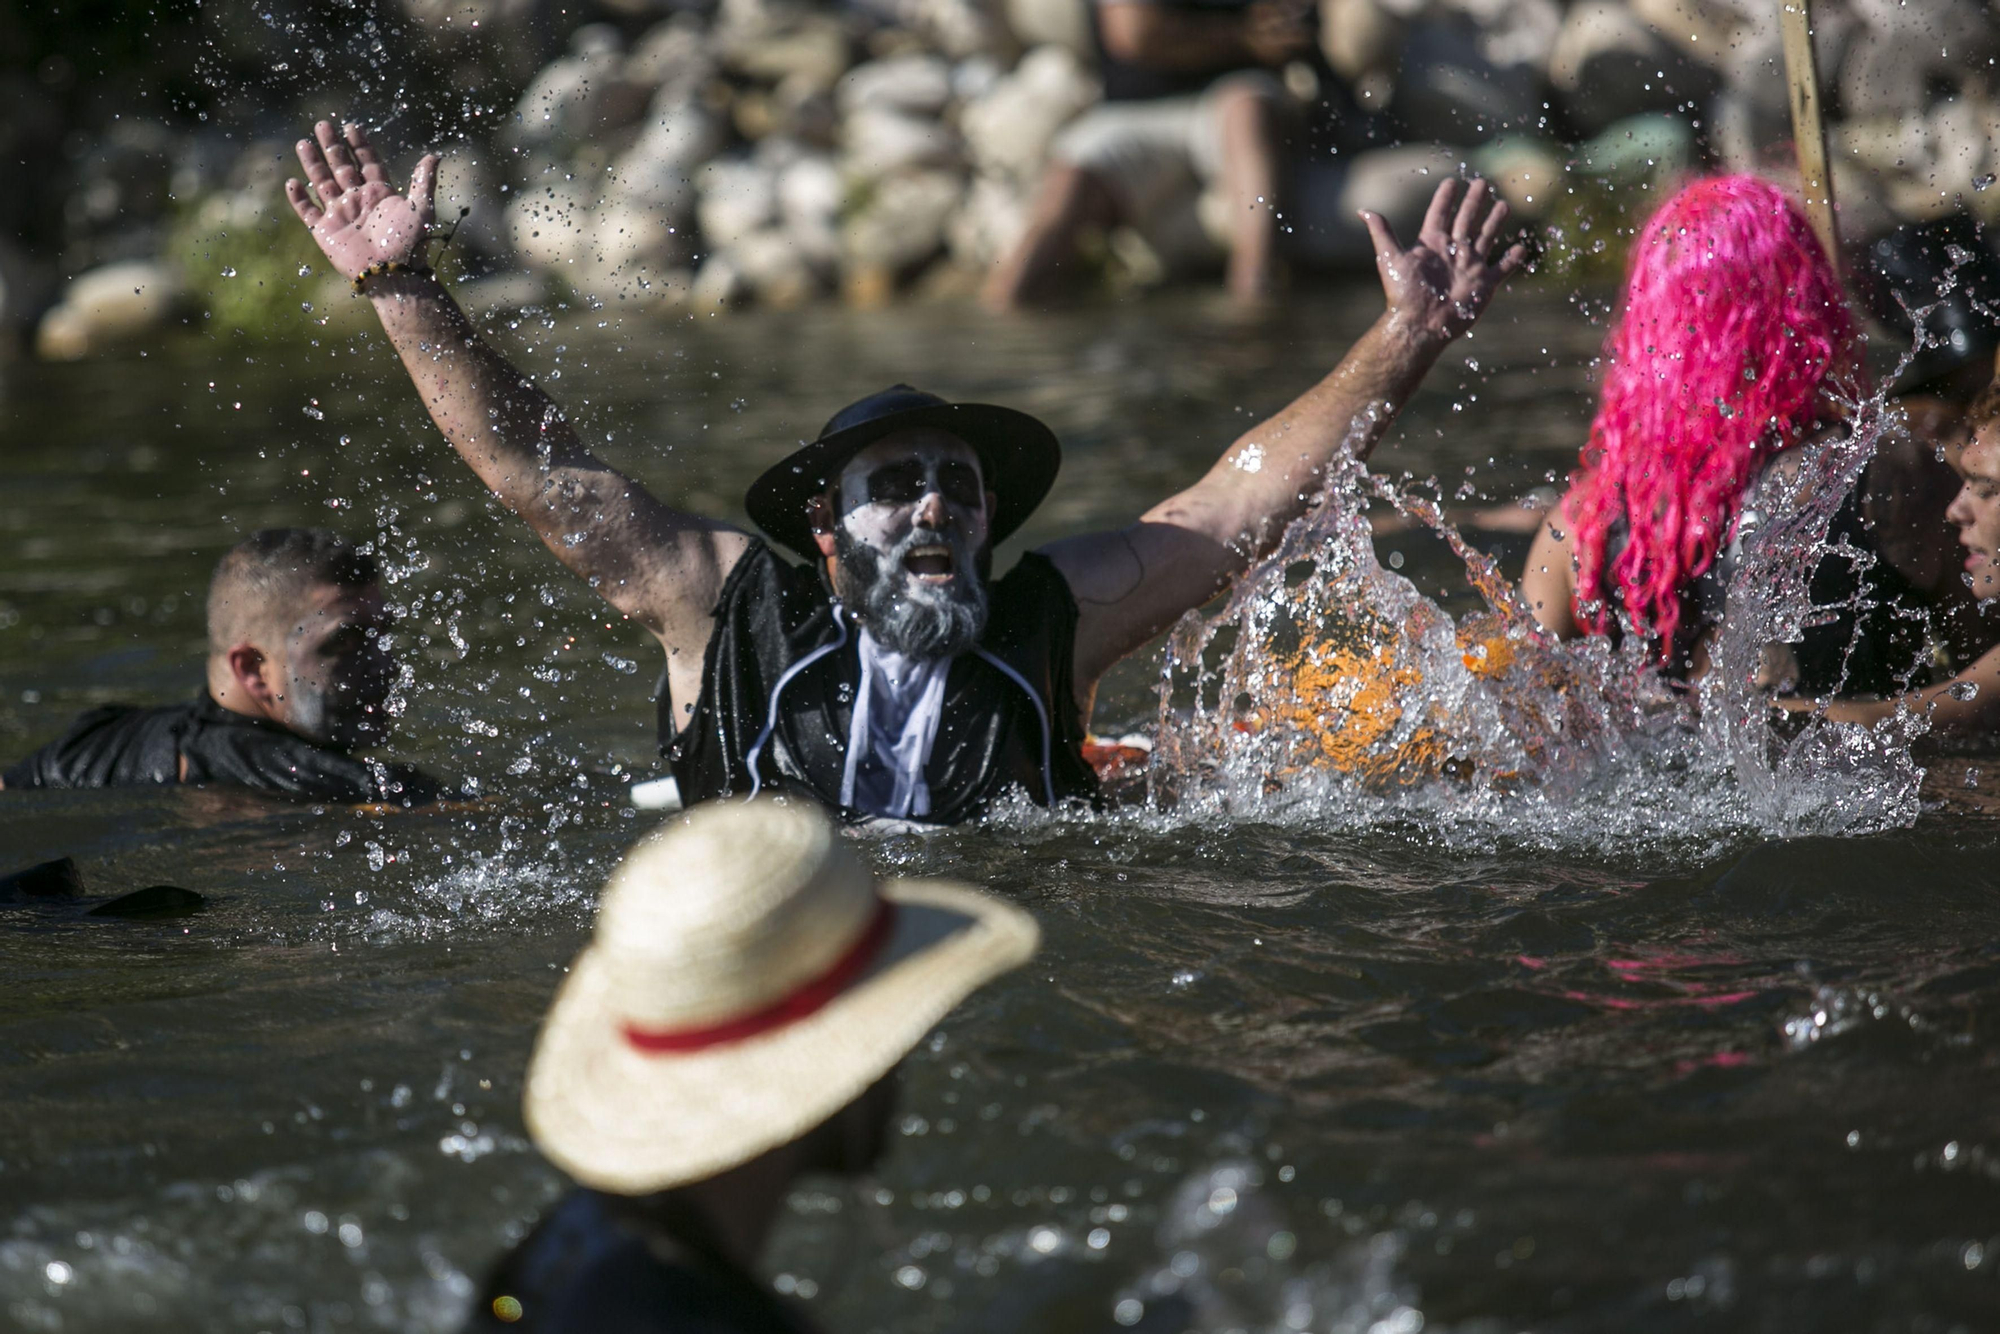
(812, 430, 998, 660)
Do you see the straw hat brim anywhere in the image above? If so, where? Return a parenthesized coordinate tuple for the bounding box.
(524, 877, 1039, 1194)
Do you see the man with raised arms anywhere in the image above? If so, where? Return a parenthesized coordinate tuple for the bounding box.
(286, 121, 1524, 825)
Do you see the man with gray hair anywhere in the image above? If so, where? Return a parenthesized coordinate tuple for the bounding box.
(3, 528, 441, 805)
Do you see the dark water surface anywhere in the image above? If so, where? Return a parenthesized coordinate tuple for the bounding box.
(3, 289, 1999, 1332)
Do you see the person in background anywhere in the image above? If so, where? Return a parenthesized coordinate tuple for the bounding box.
(2, 527, 442, 805)
(983, 0, 1375, 307)
(467, 797, 1038, 1333)
(1782, 379, 2000, 731)
(1840, 217, 2000, 682)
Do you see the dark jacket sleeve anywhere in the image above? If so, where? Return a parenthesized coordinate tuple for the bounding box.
(3, 705, 181, 789)
(180, 722, 446, 806)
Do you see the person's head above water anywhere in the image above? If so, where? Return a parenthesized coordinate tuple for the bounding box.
(744, 386, 1062, 659)
(523, 796, 1037, 1198)
(1568, 174, 1861, 653)
(204, 528, 395, 750)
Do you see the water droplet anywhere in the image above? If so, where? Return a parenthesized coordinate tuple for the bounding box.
(220, 266, 237, 278)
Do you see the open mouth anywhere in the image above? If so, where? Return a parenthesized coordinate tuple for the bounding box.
(902, 545, 955, 582)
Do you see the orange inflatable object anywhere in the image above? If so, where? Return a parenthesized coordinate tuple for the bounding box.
(1228, 611, 1578, 792)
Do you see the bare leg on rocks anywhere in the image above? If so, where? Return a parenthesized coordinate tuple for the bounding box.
(982, 163, 1120, 311)
(1215, 82, 1284, 304)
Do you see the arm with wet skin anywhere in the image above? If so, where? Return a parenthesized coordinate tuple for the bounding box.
(1519, 500, 1583, 638)
(283, 122, 750, 663)
(1779, 644, 2000, 731)
(1044, 179, 1529, 692)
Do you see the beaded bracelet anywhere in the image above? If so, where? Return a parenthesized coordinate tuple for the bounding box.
(348, 207, 469, 294)
(350, 259, 435, 294)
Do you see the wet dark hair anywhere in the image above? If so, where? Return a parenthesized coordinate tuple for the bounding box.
(206, 528, 377, 654)
(1970, 379, 2000, 435)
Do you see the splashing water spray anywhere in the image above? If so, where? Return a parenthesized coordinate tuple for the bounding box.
(1148, 384, 1928, 845)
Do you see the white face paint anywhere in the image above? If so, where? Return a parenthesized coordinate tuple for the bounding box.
(836, 431, 991, 561)
(831, 430, 995, 659)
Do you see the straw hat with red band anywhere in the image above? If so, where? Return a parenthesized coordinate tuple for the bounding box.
(524, 797, 1040, 1194)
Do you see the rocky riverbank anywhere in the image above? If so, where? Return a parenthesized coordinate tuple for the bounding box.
(11, 0, 2000, 358)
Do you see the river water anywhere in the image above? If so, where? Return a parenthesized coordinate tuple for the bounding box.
(3, 287, 1998, 1333)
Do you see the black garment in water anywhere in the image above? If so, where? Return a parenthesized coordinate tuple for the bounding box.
(1599, 461, 1931, 694)
(467, 1189, 822, 1334)
(663, 539, 1100, 824)
(2, 691, 442, 806)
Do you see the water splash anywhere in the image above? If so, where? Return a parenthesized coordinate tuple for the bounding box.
(1697, 387, 1927, 831)
(1113, 1162, 1431, 1334)
(1150, 390, 1926, 847)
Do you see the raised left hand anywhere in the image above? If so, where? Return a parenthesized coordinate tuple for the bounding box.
(284, 121, 439, 283)
(1361, 178, 1528, 345)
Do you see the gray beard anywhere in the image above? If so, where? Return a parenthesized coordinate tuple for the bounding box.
(833, 523, 990, 660)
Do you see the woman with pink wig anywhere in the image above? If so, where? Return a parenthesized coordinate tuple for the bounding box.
(1520, 175, 1863, 676)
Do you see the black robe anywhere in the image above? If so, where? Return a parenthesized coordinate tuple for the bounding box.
(663, 540, 1100, 824)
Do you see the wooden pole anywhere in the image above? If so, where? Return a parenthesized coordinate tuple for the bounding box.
(1777, 0, 1839, 262)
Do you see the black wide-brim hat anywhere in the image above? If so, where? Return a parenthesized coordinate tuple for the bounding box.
(745, 385, 1062, 560)
(1858, 214, 2000, 396)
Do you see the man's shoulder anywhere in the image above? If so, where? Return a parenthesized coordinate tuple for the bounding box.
(715, 537, 817, 600)
(710, 537, 840, 638)
(179, 705, 399, 803)
(3, 698, 194, 789)
(990, 548, 1078, 615)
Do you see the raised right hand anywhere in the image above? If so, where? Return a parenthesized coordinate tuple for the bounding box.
(285, 121, 440, 282)
(1361, 177, 1528, 347)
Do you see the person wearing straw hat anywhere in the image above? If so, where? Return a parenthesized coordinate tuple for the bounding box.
(466, 797, 1038, 1332)
(286, 120, 1526, 825)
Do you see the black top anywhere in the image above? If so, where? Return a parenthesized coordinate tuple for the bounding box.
(1794, 493, 1934, 697)
(663, 540, 1100, 824)
(1087, 0, 1374, 157)
(3, 691, 444, 806)
(467, 1189, 823, 1334)
(1601, 480, 1930, 694)
(1091, 0, 1259, 102)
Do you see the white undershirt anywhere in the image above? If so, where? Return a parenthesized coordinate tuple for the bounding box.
(840, 629, 950, 819)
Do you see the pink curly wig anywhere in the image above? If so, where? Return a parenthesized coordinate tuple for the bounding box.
(1568, 175, 1861, 655)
